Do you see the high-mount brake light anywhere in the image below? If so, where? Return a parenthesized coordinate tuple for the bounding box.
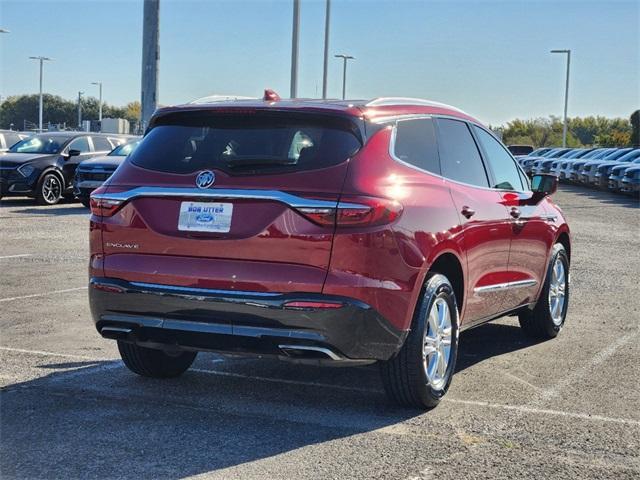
(90, 186, 126, 217)
(297, 196, 403, 227)
(263, 88, 281, 102)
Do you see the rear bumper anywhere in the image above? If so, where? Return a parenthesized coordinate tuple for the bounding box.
(89, 277, 406, 361)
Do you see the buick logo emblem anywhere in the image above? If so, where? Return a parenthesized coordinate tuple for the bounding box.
(195, 170, 215, 189)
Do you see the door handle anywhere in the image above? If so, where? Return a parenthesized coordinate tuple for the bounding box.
(510, 207, 521, 219)
(461, 206, 476, 219)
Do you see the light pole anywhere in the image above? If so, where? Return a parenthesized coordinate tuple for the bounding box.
(91, 81, 103, 125)
(28, 56, 52, 132)
(77, 91, 84, 129)
(334, 54, 355, 100)
(551, 49, 571, 148)
(290, 0, 300, 98)
(141, 0, 160, 130)
(321, 0, 331, 99)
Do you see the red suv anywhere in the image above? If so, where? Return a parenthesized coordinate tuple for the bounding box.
(89, 93, 570, 409)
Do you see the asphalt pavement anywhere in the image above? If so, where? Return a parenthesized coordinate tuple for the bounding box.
(0, 185, 638, 479)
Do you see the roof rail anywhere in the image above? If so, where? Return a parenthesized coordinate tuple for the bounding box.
(189, 95, 256, 105)
(365, 97, 467, 114)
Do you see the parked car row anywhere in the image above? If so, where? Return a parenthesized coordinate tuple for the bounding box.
(514, 146, 640, 194)
(0, 132, 138, 205)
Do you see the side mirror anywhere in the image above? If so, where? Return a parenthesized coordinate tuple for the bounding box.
(531, 174, 558, 202)
(67, 149, 82, 157)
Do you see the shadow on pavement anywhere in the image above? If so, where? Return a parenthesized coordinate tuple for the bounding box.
(1, 321, 541, 478)
(456, 322, 542, 372)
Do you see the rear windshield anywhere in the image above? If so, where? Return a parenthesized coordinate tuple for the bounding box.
(129, 113, 362, 175)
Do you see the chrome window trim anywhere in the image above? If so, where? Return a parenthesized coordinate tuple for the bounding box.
(92, 186, 366, 210)
(474, 279, 537, 294)
(384, 114, 533, 195)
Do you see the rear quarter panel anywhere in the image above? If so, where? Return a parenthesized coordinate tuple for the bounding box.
(323, 127, 465, 331)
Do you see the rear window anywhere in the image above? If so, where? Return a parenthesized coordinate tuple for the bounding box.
(129, 113, 362, 175)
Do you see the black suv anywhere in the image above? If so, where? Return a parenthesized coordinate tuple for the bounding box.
(0, 132, 129, 205)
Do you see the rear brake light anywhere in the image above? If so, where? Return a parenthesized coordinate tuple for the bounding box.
(296, 196, 403, 228)
(90, 186, 126, 217)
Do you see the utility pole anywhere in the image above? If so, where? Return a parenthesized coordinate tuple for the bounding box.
(77, 91, 84, 129)
(91, 81, 103, 125)
(551, 49, 571, 147)
(290, 0, 300, 98)
(141, 0, 160, 130)
(335, 54, 355, 100)
(321, 0, 331, 99)
(28, 56, 52, 132)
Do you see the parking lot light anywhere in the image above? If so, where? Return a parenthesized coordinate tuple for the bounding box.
(91, 82, 103, 125)
(551, 49, 571, 148)
(77, 91, 84, 129)
(28, 56, 52, 132)
(334, 54, 355, 100)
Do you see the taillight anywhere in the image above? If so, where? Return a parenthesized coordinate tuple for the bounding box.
(90, 186, 126, 217)
(297, 196, 403, 228)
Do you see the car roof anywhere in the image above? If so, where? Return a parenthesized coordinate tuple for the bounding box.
(152, 95, 482, 126)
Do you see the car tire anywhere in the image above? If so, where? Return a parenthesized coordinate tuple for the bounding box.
(79, 197, 91, 208)
(380, 273, 459, 409)
(519, 243, 569, 339)
(35, 172, 63, 205)
(117, 341, 197, 378)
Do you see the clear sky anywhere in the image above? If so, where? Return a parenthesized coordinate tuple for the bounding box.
(0, 0, 638, 125)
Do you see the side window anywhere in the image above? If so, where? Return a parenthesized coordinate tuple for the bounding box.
(4, 133, 21, 148)
(473, 126, 524, 191)
(108, 137, 126, 148)
(67, 137, 90, 153)
(92, 136, 113, 152)
(393, 118, 440, 174)
(436, 119, 488, 187)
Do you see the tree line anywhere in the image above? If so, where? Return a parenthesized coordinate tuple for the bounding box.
(497, 110, 639, 148)
(0, 94, 140, 131)
(1, 94, 638, 149)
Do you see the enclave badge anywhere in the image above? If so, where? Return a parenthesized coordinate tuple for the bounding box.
(196, 170, 215, 189)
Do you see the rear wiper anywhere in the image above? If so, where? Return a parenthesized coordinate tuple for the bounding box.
(224, 155, 297, 169)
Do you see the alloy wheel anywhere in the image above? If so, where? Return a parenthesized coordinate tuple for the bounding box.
(548, 257, 567, 325)
(422, 297, 452, 391)
(42, 175, 62, 204)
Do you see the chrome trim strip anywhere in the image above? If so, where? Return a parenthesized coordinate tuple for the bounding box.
(474, 279, 538, 294)
(92, 186, 365, 210)
(129, 281, 281, 298)
(278, 344, 342, 360)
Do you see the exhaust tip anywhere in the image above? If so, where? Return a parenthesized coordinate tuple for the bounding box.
(100, 326, 132, 340)
(278, 344, 342, 361)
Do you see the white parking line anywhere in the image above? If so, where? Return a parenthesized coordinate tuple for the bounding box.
(0, 346, 107, 361)
(4, 346, 640, 427)
(445, 398, 640, 427)
(0, 286, 87, 303)
(190, 368, 380, 394)
(0, 254, 33, 259)
(537, 329, 639, 404)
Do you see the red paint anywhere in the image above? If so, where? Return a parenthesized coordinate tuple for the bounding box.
(90, 98, 570, 333)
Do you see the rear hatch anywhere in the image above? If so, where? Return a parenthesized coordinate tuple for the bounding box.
(97, 108, 363, 294)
